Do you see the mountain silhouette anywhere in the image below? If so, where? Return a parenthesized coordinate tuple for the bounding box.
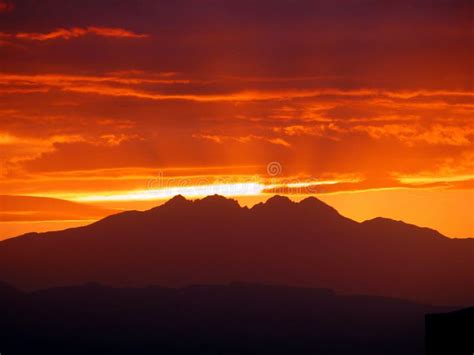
(0, 281, 457, 355)
(0, 195, 472, 305)
(425, 307, 474, 355)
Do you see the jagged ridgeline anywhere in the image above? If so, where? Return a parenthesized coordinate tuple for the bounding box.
(0, 195, 472, 305)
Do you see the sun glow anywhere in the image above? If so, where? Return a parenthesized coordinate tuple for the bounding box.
(398, 174, 474, 185)
(73, 182, 266, 202)
(41, 178, 359, 203)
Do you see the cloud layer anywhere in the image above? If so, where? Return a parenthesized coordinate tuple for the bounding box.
(0, 0, 472, 237)
(0, 26, 148, 42)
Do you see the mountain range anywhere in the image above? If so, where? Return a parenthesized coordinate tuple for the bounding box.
(0, 281, 459, 355)
(0, 195, 472, 305)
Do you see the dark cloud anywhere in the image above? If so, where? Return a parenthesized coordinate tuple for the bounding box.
(0, 0, 471, 90)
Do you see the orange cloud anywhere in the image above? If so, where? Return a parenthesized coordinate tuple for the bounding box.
(0, 73, 188, 87)
(0, 26, 148, 41)
(0, 132, 85, 162)
(273, 124, 345, 140)
(52, 84, 474, 104)
(87, 26, 148, 38)
(1, 73, 473, 105)
(193, 133, 291, 147)
(0, 87, 49, 94)
(354, 123, 474, 146)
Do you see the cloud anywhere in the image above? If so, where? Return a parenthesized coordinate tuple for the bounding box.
(0, 0, 13, 13)
(273, 124, 345, 140)
(2, 72, 473, 104)
(193, 133, 291, 147)
(0, 87, 48, 94)
(0, 132, 86, 179)
(354, 123, 474, 147)
(0, 129, 142, 179)
(0, 0, 472, 238)
(0, 73, 188, 87)
(0, 26, 148, 41)
(1, 69, 471, 188)
(86, 27, 148, 39)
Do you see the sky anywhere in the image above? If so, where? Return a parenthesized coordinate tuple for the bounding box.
(0, 0, 473, 238)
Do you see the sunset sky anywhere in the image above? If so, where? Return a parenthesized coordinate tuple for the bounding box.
(0, 0, 473, 239)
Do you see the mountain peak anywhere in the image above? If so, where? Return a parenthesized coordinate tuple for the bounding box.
(168, 194, 188, 203)
(363, 217, 416, 228)
(195, 194, 241, 209)
(265, 195, 293, 206)
(362, 217, 444, 239)
(161, 194, 190, 208)
(299, 196, 325, 206)
(298, 196, 338, 214)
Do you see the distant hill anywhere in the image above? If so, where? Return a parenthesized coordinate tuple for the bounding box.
(0, 195, 472, 305)
(426, 307, 474, 355)
(0, 195, 115, 221)
(0, 281, 456, 355)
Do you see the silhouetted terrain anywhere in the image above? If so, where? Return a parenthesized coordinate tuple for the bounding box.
(425, 307, 474, 355)
(0, 195, 472, 305)
(0, 281, 456, 355)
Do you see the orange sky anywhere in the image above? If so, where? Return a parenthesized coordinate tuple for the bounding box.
(0, 0, 473, 239)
